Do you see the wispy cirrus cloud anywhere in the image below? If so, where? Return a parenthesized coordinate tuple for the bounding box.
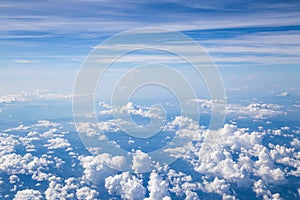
(14, 59, 39, 64)
(0, 0, 300, 38)
(1, 0, 300, 95)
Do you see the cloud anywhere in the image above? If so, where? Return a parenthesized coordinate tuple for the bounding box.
(9, 175, 20, 184)
(202, 177, 232, 197)
(76, 187, 99, 200)
(4, 124, 31, 132)
(105, 172, 146, 200)
(13, 189, 43, 200)
(79, 153, 126, 184)
(145, 171, 170, 200)
(166, 169, 199, 198)
(0, 0, 299, 85)
(252, 179, 280, 200)
(99, 101, 165, 120)
(291, 138, 300, 148)
(45, 177, 80, 199)
(0, 94, 26, 103)
(35, 120, 60, 128)
(269, 143, 300, 177)
(188, 99, 287, 119)
(132, 150, 152, 173)
(0, 90, 71, 103)
(0, 153, 51, 175)
(14, 59, 39, 64)
(227, 103, 287, 119)
(75, 120, 122, 137)
(1, 1, 300, 38)
(44, 138, 71, 150)
(93, 33, 300, 66)
(0, 106, 299, 198)
(163, 116, 291, 197)
(185, 191, 200, 200)
(0, 133, 20, 156)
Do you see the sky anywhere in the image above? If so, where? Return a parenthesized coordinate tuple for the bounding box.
(1, 1, 300, 199)
(0, 0, 300, 98)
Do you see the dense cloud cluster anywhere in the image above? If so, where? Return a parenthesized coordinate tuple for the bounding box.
(0, 99, 299, 199)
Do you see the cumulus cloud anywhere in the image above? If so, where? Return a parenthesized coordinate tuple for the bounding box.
(76, 187, 99, 200)
(145, 171, 170, 200)
(35, 120, 60, 128)
(188, 99, 286, 119)
(185, 190, 199, 200)
(0, 153, 51, 175)
(0, 133, 20, 156)
(76, 120, 121, 137)
(269, 143, 300, 177)
(226, 103, 287, 119)
(253, 179, 280, 200)
(79, 153, 126, 184)
(13, 189, 43, 200)
(105, 172, 146, 200)
(163, 116, 290, 197)
(45, 138, 71, 150)
(166, 169, 198, 198)
(9, 175, 20, 184)
(99, 101, 164, 120)
(202, 177, 231, 196)
(164, 116, 203, 140)
(0, 101, 298, 199)
(45, 177, 79, 200)
(132, 150, 152, 173)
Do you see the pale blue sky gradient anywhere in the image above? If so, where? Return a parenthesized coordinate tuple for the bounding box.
(0, 0, 300, 98)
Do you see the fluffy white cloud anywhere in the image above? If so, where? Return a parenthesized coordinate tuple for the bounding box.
(185, 190, 199, 200)
(226, 103, 286, 119)
(167, 169, 198, 198)
(0, 133, 20, 157)
(45, 177, 78, 200)
(105, 172, 146, 200)
(14, 189, 43, 200)
(188, 99, 286, 119)
(253, 145, 285, 182)
(0, 153, 51, 175)
(99, 102, 164, 120)
(0, 102, 298, 199)
(164, 116, 203, 140)
(291, 138, 300, 148)
(269, 143, 300, 177)
(45, 138, 71, 150)
(132, 150, 152, 173)
(162, 116, 290, 197)
(202, 177, 231, 196)
(35, 120, 60, 128)
(9, 175, 20, 184)
(145, 171, 170, 200)
(79, 153, 126, 184)
(253, 179, 280, 200)
(76, 120, 121, 137)
(76, 186, 99, 200)
(4, 124, 30, 132)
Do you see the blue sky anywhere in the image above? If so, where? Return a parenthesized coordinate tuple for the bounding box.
(1, 0, 300, 97)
